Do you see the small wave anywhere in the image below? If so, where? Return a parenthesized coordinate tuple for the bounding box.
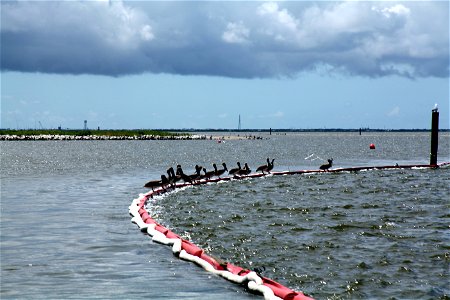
(290, 227, 312, 232)
(328, 223, 363, 231)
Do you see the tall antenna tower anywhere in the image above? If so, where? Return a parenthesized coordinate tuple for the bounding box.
(238, 114, 241, 130)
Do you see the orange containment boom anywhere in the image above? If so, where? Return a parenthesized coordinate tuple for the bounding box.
(130, 161, 449, 299)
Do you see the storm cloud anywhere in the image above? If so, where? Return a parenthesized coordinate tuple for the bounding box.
(1, 1, 448, 78)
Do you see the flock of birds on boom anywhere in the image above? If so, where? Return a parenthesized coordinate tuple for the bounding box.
(144, 158, 333, 189)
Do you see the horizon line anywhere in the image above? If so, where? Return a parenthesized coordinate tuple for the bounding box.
(1, 128, 449, 132)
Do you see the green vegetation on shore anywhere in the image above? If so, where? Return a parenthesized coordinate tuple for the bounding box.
(0, 129, 185, 137)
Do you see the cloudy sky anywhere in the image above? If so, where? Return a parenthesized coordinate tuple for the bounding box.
(1, 1, 449, 130)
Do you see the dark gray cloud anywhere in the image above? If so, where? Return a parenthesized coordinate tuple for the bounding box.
(1, 1, 448, 78)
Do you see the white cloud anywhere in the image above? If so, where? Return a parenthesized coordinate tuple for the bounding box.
(222, 22, 250, 44)
(374, 4, 411, 18)
(140, 25, 154, 41)
(257, 2, 298, 32)
(256, 2, 299, 43)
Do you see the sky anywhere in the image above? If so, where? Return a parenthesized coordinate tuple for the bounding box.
(1, 0, 449, 130)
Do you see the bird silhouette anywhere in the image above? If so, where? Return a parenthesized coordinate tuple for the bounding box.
(228, 162, 241, 175)
(320, 158, 333, 171)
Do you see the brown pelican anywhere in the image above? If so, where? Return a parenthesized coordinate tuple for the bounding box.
(188, 165, 203, 181)
(202, 167, 215, 180)
(214, 163, 228, 178)
(144, 174, 169, 190)
(228, 162, 241, 175)
(176, 165, 193, 183)
(267, 158, 275, 173)
(237, 163, 251, 175)
(256, 158, 270, 174)
(167, 167, 180, 185)
(320, 158, 333, 171)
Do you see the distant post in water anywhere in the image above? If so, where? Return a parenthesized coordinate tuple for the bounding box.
(430, 105, 439, 165)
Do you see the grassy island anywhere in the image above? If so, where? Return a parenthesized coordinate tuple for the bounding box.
(0, 129, 181, 137)
(0, 129, 199, 140)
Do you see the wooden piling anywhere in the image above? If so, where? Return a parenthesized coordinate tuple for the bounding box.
(430, 108, 439, 165)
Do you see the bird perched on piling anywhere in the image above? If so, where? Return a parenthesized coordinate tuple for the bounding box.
(320, 158, 333, 171)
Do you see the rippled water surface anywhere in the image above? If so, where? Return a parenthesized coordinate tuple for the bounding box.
(1, 132, 449, 299)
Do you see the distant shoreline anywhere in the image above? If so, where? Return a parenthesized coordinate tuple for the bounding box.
(1, 128, 448, 141)
(1, 128, 448, 133)
(166, 128, 449, 133)
(0, 129, 195, 141)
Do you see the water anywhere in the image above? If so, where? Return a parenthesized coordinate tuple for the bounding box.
(1, 132, 449, 299)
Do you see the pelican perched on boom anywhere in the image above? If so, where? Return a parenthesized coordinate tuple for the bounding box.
(320, 158, 333, 171)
